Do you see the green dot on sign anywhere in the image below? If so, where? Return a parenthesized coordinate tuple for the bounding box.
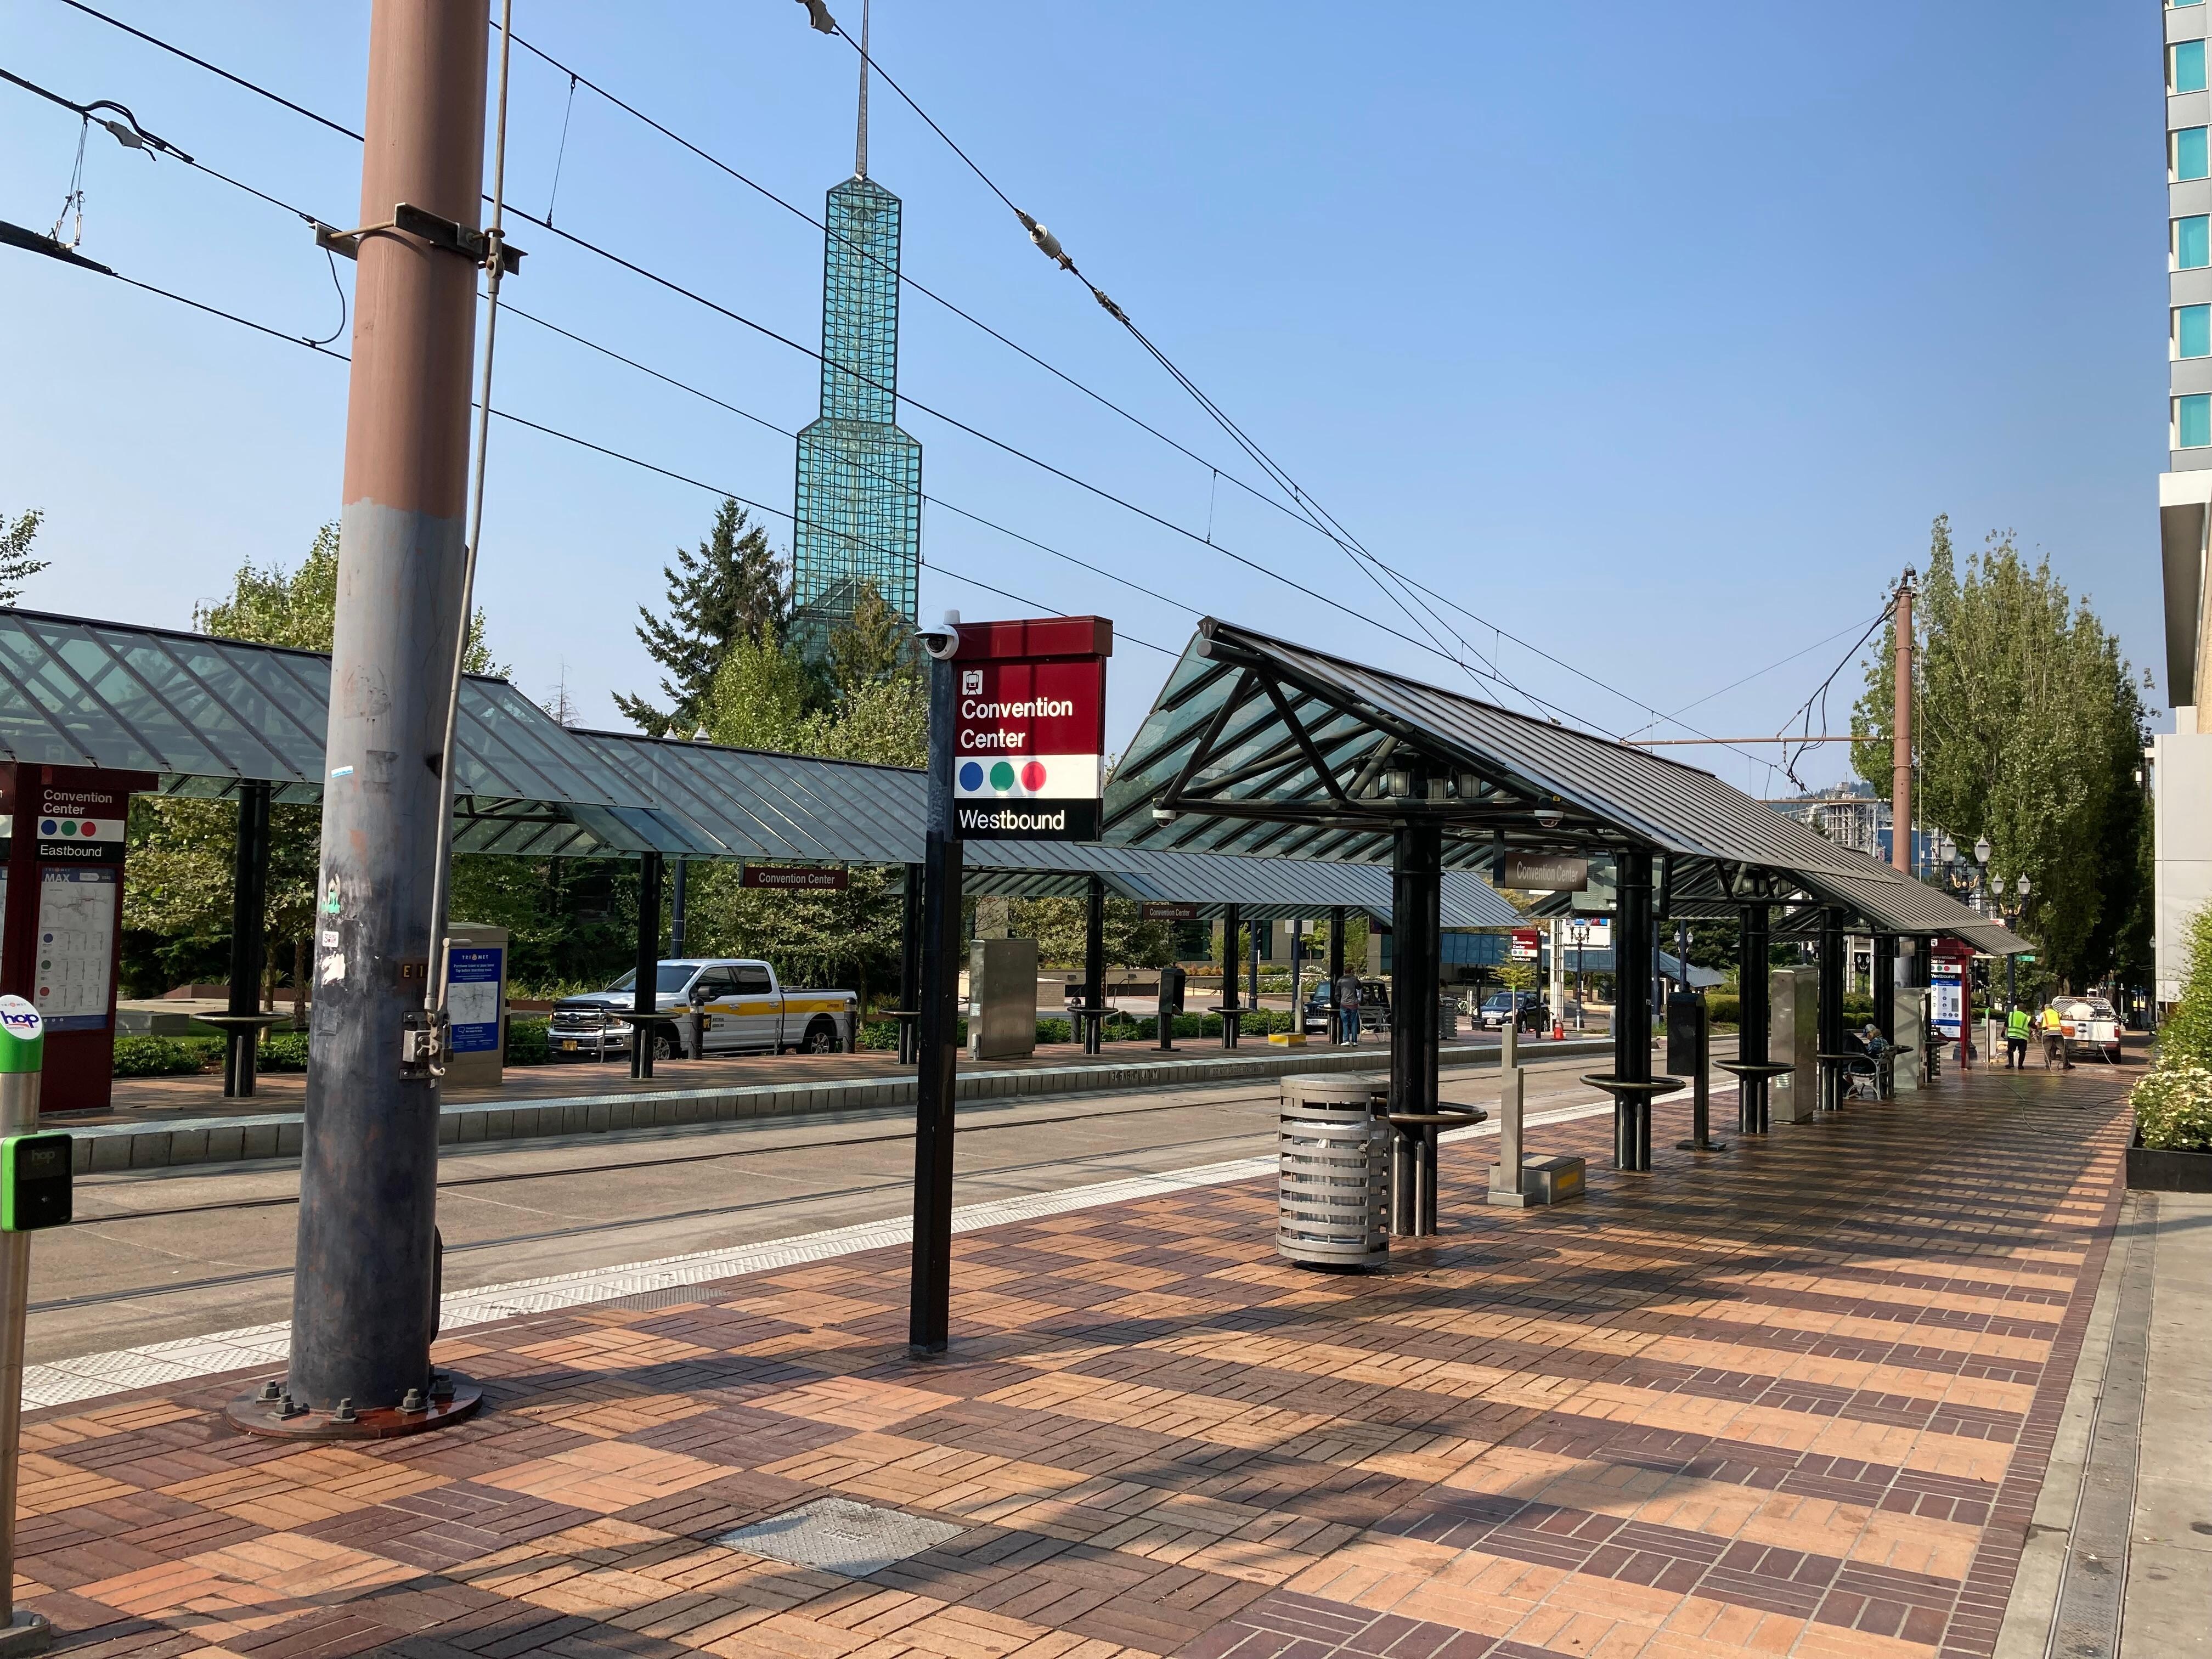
(989, 761, 1016, 791)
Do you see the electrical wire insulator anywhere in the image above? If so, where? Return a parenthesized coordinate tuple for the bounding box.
(1017, 208, 1072, 270)
(1089, 286, 1127, 324)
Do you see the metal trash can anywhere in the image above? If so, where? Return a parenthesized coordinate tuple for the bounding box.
(1438, 995, 1460, 1040)
(1277, 1074, 1389, 1268)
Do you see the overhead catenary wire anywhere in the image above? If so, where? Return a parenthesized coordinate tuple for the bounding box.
(37, 2, 1604, 718)
(0, 61, 1197, 653)
(813, 11, 1805, 759)
(498, 13, 1588, 689)
(0, 227, 1177, 660)
(42, 1, 1803, 760)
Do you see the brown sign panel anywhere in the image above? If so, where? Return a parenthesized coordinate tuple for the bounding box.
(1503, 853, 1589, 893)
(741, 865, 849, 892)
(1139, 902, 1200, 921)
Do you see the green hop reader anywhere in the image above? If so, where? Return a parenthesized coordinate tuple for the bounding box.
(0, 993, 70, 1232)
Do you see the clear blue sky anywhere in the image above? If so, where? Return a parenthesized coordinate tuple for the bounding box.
(0, 0, 2170, 793)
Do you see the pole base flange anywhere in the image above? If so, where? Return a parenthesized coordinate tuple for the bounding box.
(1675, 1138, 1732, 1153)
(223, 1376, 483, 1441)
(0, 1611, 53, 1655)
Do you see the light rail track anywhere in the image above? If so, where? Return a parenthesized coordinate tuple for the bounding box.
(73, 1090, 1288, 1227)
(34, 1118, 1280, 1314)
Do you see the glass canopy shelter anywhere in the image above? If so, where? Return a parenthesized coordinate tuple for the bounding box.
(1101, 618, 2028, 1167)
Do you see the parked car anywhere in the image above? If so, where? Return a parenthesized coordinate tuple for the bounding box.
(1300, 978, 1392, 1037)
(550, 959, 857, 1059)
(1476, 990, 1544, 1030)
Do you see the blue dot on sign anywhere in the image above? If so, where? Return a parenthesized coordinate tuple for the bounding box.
(958, 760, 985, 791)
(40, 820, 55, 836)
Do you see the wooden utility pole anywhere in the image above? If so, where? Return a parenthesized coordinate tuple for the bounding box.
(233, 0, 489, 1438)
(1891, 569, 1915, 874)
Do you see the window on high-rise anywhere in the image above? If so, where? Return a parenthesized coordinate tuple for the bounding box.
(2172, 1, 2205, 10)
(2178, 216, 2211, 268)
(2179, 306, 2212, 359)
(2177, 394, 2212, 449)
(2175, 126, 2211, 179)
(2176, 40, 2209, 92)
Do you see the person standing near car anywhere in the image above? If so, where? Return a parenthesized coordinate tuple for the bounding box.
(2039, 1001, 2069, 1069)
(1336, 969, 1362, 1045)
(2005, 1002, 2031, 1069)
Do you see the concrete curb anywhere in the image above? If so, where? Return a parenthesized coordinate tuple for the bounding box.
(66, 1037, 1615, 1173)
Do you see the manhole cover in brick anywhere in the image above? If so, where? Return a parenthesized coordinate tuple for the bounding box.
(713, 1497, 964, 1577)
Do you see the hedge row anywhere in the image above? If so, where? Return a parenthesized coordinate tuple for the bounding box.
(114, 1018, 561, 1077)
(854, 1007, 1306, 1052)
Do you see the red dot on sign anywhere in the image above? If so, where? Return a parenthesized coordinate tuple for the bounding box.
(1020, 761, 1046, 791)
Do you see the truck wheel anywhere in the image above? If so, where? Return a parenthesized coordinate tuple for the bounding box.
(653, 1029, 681, 1060)
(802, 1018, 838, 1054)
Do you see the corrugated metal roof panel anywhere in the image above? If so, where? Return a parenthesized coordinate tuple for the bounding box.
(0, 608, 705, 855)
(1101, 620, 2027, 953)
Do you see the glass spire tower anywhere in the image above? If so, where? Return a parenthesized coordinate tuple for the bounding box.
(791, 0, 921, 661)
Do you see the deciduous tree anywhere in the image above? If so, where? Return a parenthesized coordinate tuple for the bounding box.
(1, 507, 50, 603)
(1850, 517, 2149, 989)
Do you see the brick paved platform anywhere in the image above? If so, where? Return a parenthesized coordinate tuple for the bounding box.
(12, 1063, 2130, 1659)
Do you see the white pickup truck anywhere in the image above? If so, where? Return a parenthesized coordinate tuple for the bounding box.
(549, 958, 858, 1060)
(2056, 995, 2123, 1065)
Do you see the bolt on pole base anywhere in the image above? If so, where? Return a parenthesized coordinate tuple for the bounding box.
(223, 1374, 482, 1441)
(0, 1612, 52, 1656)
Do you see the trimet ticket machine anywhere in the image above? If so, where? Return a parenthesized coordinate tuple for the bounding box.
(0, 764, 155, 1114)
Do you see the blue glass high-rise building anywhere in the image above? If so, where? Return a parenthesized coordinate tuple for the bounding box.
(791, 1, 921, 661)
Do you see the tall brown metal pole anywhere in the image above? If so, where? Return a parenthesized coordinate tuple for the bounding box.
(236, 0, 488, 1437)
(1891, 569, 1915, 875)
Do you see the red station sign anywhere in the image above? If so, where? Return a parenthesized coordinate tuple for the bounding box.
(951, 617, 1111, 841)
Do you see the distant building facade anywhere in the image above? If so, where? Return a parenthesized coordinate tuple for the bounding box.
(2159, 0, 2212, 1006)
(1763, 783, 1889, 860)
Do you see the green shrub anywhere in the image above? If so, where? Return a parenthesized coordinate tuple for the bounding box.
(112, 1035, 215, 1077)
(2159, 902, 2212, 1070)
(506, 1017, 550, 1066)
(258, 1031, 311, 1071)
(1706, 994, 1741, 1030)
(2133, 1063, 2212, 1152)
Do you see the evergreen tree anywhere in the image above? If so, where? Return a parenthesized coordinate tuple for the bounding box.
(616, 498, 787, 736)
(826, 580, 913, 697)
(1, 507, 49, 603)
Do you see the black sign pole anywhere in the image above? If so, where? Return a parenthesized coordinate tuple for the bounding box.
(910, 640, 962, 1355)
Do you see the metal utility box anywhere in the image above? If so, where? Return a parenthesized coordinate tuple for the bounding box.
(968, 936, 1039, 1060)
(1769, 967, 1819, 1124)
(440, 924, 509, 1090)
(1519, 1154, 1585, 1205)
(1892, 985, 1928, 1093)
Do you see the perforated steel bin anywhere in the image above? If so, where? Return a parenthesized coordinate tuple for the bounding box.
(1277, 1074, 1389, 1268)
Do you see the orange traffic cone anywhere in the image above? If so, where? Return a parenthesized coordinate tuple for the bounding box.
(1551, 1018, 1565, 1041)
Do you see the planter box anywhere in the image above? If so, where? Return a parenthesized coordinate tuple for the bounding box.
(2126, 1129, 2212, 1192)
